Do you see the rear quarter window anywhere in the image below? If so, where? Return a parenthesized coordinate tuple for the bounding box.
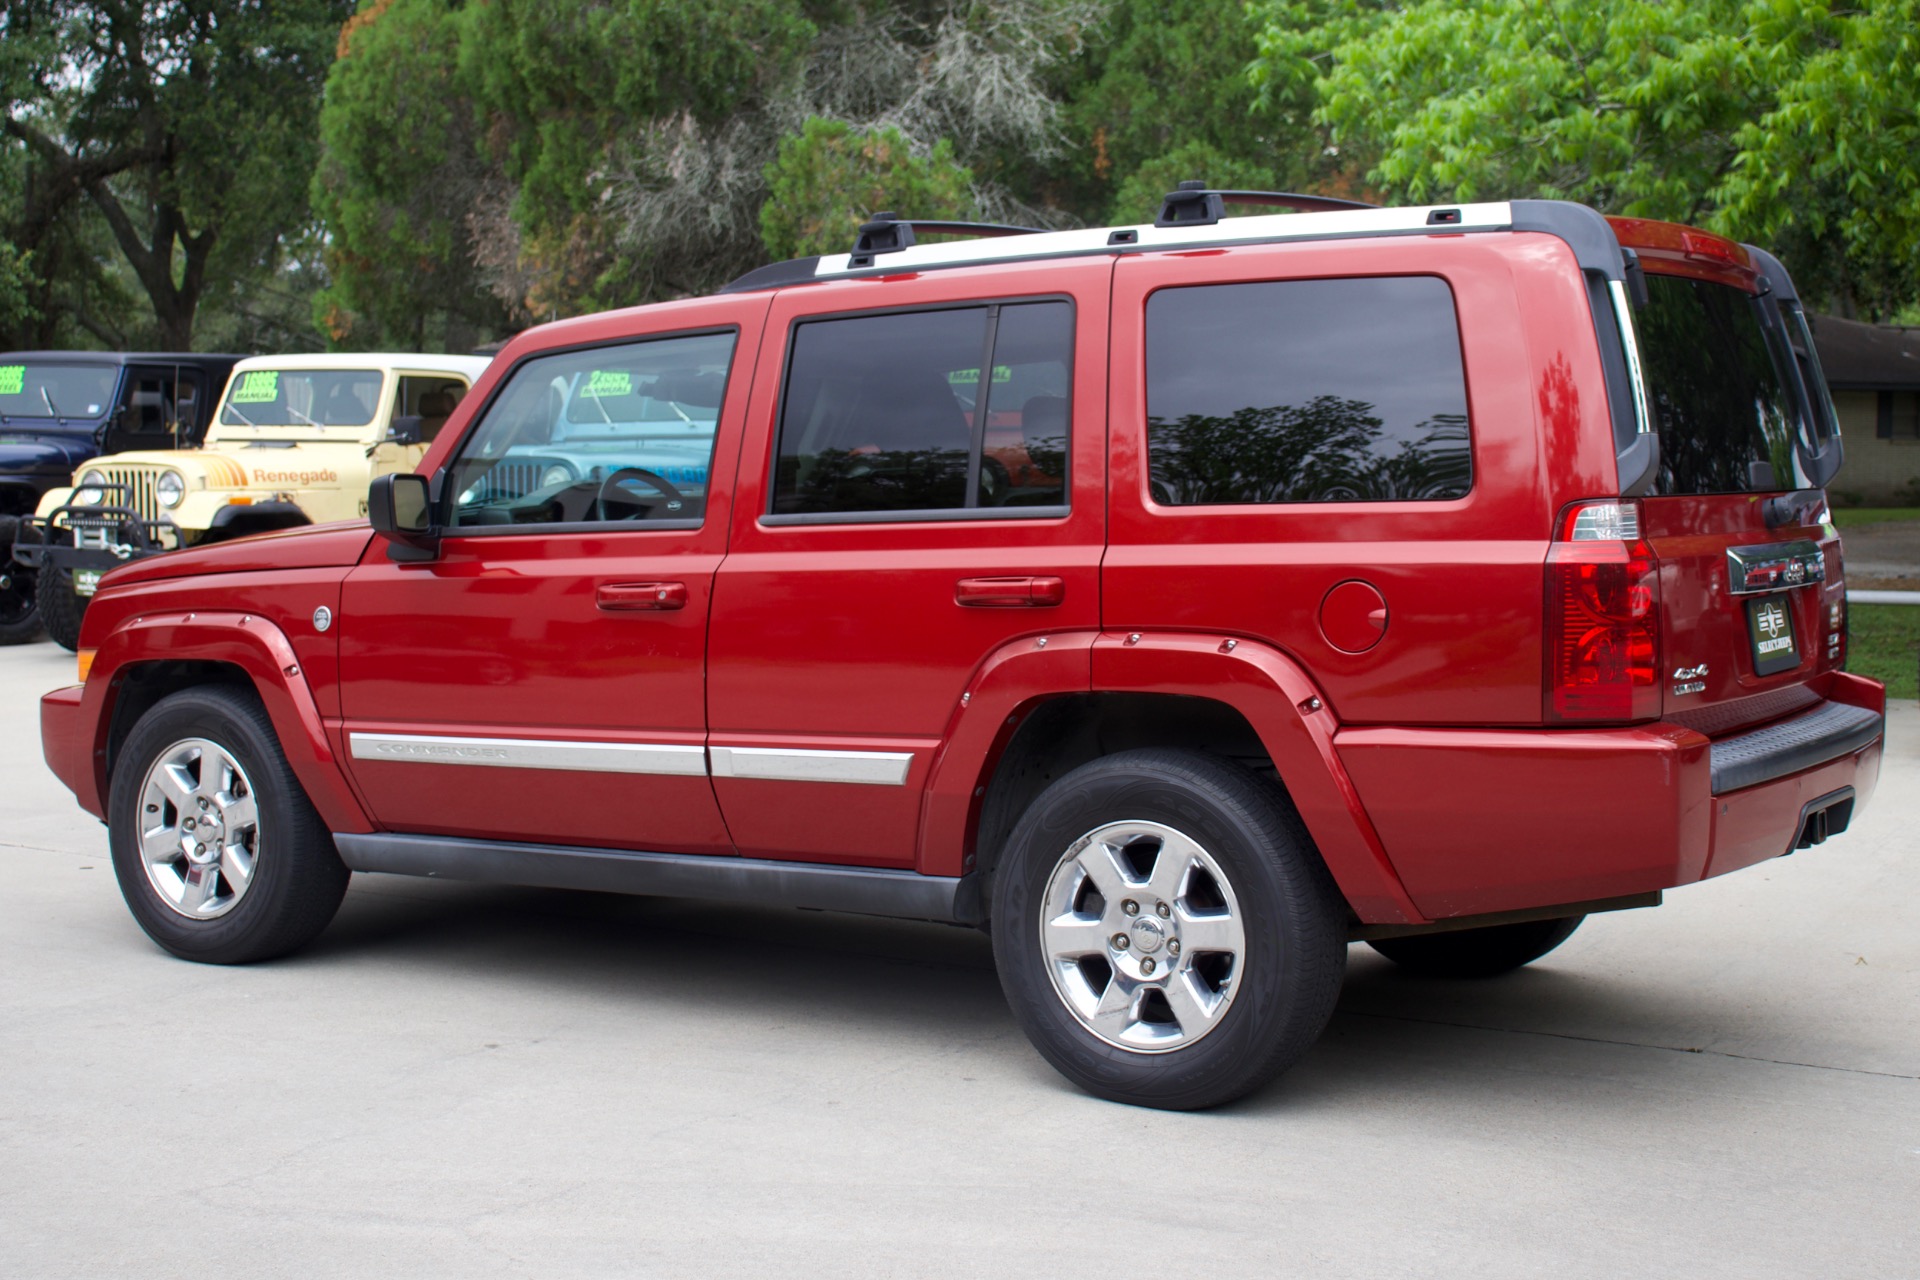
(1144, 276, 1472, 505)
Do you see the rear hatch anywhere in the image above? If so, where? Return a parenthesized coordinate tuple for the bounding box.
(1612, 221, 1846, 737)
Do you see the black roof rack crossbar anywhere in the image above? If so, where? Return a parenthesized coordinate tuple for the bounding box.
(1155, 181, 1377, 228)
(850, 212, 1045, 264)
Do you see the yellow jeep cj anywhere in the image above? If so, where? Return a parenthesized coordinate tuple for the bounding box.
(24, 352, 490, 650)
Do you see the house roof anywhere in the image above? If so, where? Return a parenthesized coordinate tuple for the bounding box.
(1810, 313, 1920, 391)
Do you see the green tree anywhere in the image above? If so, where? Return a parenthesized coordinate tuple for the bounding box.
(1065, 0, 1339, 223)
(310, 0, 507, 350)
(1249, 0, 1920, 318)
(760, 118, 974, 260)
(3, 1, 354, 350)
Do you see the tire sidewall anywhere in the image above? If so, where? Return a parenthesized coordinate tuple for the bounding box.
(109, 689, 314, 963)
(992, 752, 1342, 1108)
(40, 563, 86, 652)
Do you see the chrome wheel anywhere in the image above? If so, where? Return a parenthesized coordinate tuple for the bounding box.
(1038, 820, 1247, 1053)
(137, 737, 261, 920)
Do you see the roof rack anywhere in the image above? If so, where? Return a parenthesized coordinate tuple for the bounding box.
(850, 212, 1045, 266)
(1156, 181, 1376, 228)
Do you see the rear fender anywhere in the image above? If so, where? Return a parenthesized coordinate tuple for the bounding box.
(82, 611, 372, 832)
(918, 631, 1097, 878)
(1092, 632, 1425, 925)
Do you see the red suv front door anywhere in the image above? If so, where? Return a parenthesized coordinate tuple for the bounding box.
(337, 298, 765, 854)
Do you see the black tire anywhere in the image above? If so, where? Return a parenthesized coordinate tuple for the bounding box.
(991, 749, 1348, 1111)
(0, 515, 41, 645)
(1368, 916, 1585, 978)
(108, 685, 350, 964)
(39, 563, 86, 652)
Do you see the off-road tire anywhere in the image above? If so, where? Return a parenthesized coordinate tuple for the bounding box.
(0, 515, 41, 645)
(109, 685, 350, 964)
(992, 748, 1347, 1110)
(39, 563, 86, 652)
(1368, 916, 1585, 978)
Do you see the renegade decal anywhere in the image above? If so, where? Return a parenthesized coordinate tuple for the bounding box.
(230, 370, 280, 404)
(250, 467, 338, 486)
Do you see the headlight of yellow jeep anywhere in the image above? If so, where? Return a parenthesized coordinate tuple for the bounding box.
(542, 465, 572, 487)
(75, 469, 107, 506)
(156, 470, 185, 509)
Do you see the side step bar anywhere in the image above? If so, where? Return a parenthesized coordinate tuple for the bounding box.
(334, 833, 986, 926)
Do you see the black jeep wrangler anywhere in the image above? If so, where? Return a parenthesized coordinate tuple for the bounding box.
(0, 352, 238, 644)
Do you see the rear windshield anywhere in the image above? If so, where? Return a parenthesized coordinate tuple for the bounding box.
(0, 363, 117, 418)
(1638, 275, 1797, 494)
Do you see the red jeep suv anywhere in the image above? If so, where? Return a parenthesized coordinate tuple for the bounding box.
(41, 192, 1885, 1109)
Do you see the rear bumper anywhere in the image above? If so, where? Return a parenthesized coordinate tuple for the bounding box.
(41, 684, 103, 820)
(1337, 672, 1886, 919)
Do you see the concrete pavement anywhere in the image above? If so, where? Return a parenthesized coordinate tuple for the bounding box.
(1, 640, 1915, 1278)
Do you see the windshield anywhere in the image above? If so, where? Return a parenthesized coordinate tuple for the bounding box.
(0, 363, 117, 419)
(219, 368, 382, 427)
(1637, 275, 1798, 494)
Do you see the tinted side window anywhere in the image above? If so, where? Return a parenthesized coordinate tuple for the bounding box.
(1638, 275, 1797, 494)
(1145, 277, 1471, 505)
(445, 331, 734, 528)
(772, 300, 1073, 517)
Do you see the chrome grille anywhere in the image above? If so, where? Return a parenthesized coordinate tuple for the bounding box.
(473, 460, 547, 502)
(99, 467, 161, 522)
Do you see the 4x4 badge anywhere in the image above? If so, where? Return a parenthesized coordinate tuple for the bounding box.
(1672, 663, 1707, 696)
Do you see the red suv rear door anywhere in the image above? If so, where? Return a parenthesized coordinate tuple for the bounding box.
(706, 257, 1110, 869)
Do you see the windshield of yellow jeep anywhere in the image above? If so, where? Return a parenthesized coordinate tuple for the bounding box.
(217, 369, 383, 429)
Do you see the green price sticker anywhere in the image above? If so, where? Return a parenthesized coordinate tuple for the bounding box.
(947, 365, 1012, 386)
(230, 370, 280, 404)
(583, 370, 632, 398)
(0, 365, 24, 396)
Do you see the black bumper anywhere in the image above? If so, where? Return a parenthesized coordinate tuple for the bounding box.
(1709, 700, 1885, 795)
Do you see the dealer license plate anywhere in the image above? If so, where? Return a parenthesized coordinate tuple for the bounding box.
(73, 568, 103, 599)
(1745, 594, 1799, 677)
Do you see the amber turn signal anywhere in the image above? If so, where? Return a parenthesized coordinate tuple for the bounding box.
(76, 649, 95, 683)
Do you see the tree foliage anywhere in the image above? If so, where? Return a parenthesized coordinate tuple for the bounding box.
(2, 0, 352, 349)
(1250, 0, 1920, 318)
(760, 119, 973, 261)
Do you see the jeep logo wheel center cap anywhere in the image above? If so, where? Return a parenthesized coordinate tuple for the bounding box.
(1129, 915, 1169, 954)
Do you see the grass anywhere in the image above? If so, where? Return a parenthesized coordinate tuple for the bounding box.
(1832, 507, 1920, 529)
(1848, 603, 1920, 702)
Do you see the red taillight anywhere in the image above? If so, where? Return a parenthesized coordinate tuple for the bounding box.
(1545, 501, 1661, 723)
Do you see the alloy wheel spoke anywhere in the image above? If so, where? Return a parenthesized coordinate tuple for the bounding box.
(1145, 836, 1198, 903)
(1088, 974, 1142, 1039)
(152, 761, 198, 815)
(1174, 907, 1240, 956)
(1073, 841, 1135, 903)
(141, 822, 181, 866)
(217, 790, 257, 836)
(1043, 911, 1109, 960)
(219, 843, 254, 893)
(176, 863, 219, 915)
(1162, 971, 1219, 1037)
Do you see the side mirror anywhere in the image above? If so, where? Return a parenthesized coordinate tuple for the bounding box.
(368, 473, 438, 562)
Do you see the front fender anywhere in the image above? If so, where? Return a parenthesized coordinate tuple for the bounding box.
(73, 611, 372, 832)
(1092, 631, 1424, 925)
